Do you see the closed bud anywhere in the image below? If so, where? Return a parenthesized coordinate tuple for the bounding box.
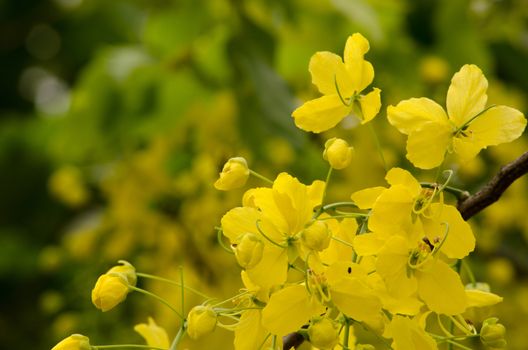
(187, 305, 217, 339)
(480, 318, 507, 349)
(308, 317, 339, 350)
(323, 138, 354, 170)
(52, 334, 91, 350)
(234, 233, 264, 269)
(301, 221, 331, 251)
(91, 273, 130, 312)
(214, 157, 250, 191)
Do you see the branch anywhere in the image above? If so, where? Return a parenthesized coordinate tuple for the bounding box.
(458, 151, 528, 220)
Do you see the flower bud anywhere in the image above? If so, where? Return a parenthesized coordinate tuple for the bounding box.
(91, 273, 130, 312)
(214, 157, 250, 191)
(234, 233, 264, 269)
(107, 260, 137, 287)
(301, 221, 331, 251)
(187, 305, 217, 339)
(323, 138, 354, 170)
(308, 317, 339, 350)
(480, 318, 507, 349)
(52, 334, 91, 350)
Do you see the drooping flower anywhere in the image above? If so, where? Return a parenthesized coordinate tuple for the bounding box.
(214, 157, 250, 191)
(387, 64, 526, 169)
(292, 33, 381, 133)
(91, 260, 136, 312)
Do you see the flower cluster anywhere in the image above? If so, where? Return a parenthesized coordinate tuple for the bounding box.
(52, 33, 524, 350)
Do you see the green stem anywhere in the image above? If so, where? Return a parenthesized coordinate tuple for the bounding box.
(368, 123, 388, 172)
(93, 346, 167, 350)
(420, 183, 470, 201)
(215, 227, 235, 255)
(128, 286, 184, 320)
(322, 202, 358, 212)
(343, 318, 350, 350)
(169, 324, 186, 350)
(444, 339, 473, 350)
(179, 266, 185, 317)
(461, 260, 477, 287)
(271, 335, 277, 350)
(331, 235, 354, 248)
(136, 273, 211, 299)
(249, 169, 274, 185)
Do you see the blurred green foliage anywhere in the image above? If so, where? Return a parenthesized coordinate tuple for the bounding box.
(2, 0, 528, 349)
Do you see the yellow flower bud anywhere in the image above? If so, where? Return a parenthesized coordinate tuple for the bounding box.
(51, 334, 90, 350)
(234, 233, 264, 269)
(91, 273, 130, 312)
(308, 317, 339, 350)
(480, 318, 507, 349)
(323, 138, 354, 170)
(301, 221, 331, 251)
(187, 305, 217, 339)
(214, 157, 249, 191)
(107, 260, 137, 286)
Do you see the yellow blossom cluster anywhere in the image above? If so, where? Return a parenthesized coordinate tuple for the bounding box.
(52, 33, 525, 350)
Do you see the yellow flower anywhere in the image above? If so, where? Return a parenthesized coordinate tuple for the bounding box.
(214, 157, 249, 191)
(48, 166, 90, 207)
(187, 305, 217, 339)
(261, 261, 382, 336)
(323, 138, 354, 170)
(51, 334, 91, 350)
(134, 317, 170, 349)
(387, 64, 526, 169)
(292, 33, 381, 133)
(221, 173, 324, 289)
(91, 261, 136, 312)
(307, 317, 339, 350)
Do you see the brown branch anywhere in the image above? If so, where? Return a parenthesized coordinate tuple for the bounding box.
(458, 151, 528, 220)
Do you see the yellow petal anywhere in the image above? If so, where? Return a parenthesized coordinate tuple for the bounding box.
(465, 289, 503, 308)
(261, 285, 324, 336)
(320, 218, 357, 264)
(453, 105, 527, 161)
(387, 316, 438, 350)
(246, 245, 288, 289)
(354, 232, 387, 256)
(387, 97, 448, 135)
(330, 277, 382, 324)
(359, 88, 381, 124)
(385, 167, 422, 197)
(309, 51, 353, 97)
(234, 310, 268, 350)
(406, 121, 452, 169)
(220, 207, 262, 243)
(292, 95, 350, 133)
(417, 260, 467, 314)
(376, 236, 417, 298)
(369, 185, 414, 233)
(134, 317, 170, 349)
(427, 203, 475, 259)
(446, 64, 488, 126)
(351, 186, 386, 209)
(343, 33, 374, 92)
